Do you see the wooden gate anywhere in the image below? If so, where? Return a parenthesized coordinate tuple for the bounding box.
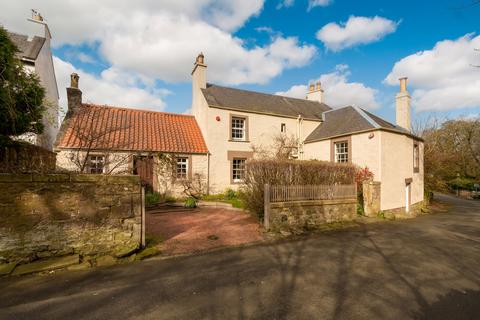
(134, 156, 154, 191)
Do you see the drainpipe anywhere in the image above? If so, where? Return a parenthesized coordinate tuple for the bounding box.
(207, 152, 210, 195)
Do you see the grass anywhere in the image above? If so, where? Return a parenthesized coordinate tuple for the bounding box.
(201, 188, 246, 209)
(135, 234, 162, 260)
(145, 192, 176, 207)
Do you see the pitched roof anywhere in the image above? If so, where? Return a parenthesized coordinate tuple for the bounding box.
(304, 106, 420, 143)
(201, 84, 331, 120)
(8, 32, 45, 60)
(56, 104, 208, 154)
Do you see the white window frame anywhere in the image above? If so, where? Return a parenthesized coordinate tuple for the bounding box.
(334, 141, 349, 163)
(176, 157, 188, 179)
(232, 158, 246, 183)
(231, 117, 246, 141)
(88, 155, 105, 174)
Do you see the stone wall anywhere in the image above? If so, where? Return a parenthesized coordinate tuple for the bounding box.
(0, 143, 56, 173)
(268, 198, 357, 234)
(0, 173, 142, 265)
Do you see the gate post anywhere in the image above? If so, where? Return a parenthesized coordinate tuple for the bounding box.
(264, 184, 271, 231)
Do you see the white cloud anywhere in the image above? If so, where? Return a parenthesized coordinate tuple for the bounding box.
(54, 57, 168, 114)
(276, 0, 295, 9)
(308, 0, 332, 11)
(385, 34, 480, 111)
(316, 16, 398, 51)
(276, 64, 380, 109)
(1, 1, 316, 86)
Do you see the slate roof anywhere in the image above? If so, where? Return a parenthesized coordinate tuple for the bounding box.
(56, 104, 209, 154)
(201, 84, 331, 120)
(8, 32, 45, 60)
(305, 106, 420, 142)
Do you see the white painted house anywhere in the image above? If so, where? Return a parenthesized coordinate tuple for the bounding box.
(6, 13, 59, 150)
(190, 54, 424, 213)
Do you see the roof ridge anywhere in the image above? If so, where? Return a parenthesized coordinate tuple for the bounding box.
(207, 83, 327, 105)
(354, 106, 380, 128)
(81, 103, 195, 118)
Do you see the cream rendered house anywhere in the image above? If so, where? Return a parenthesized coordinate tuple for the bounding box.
(6, 13, 59, 150)
(190, 54, 424, 213)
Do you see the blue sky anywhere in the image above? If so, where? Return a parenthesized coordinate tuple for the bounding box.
(2, 0, 480, 124)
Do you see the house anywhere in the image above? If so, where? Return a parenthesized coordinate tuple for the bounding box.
(56, 53, 423, 214)
(190, 53, 423, 213)
(6, 12, 59, 150)
(54, 74, 209, 194)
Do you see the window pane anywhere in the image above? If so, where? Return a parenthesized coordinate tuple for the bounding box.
(176, 157, 188, 179)
(232, 158, 246, 182)
(231, 117, 246, 140)
(334, 141, 348, 163)
(89, 155, 104, 174)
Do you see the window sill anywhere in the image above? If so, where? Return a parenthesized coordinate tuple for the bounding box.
(229, 139, 250, 143)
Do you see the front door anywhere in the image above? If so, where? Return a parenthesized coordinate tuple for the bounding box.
(134, 156, 154, 191)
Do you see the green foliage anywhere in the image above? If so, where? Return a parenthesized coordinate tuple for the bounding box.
(225, 188, 237, 200)
(145, 192, 162, 206)
(184, 197, 197, 208)
(0, 27, 46, 143)
(377, 211, 386, 219)
(447, 177, 476, 191)
(356, 203, 365, 216)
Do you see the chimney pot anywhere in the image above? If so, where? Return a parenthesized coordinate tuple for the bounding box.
(196, 52, 205, 65)
(70, 73, 79, 89)
(316, 81, 322, 91)
(309, 83, 315, 92)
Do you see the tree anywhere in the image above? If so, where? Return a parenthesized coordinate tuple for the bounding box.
(0, 27, 45, 145)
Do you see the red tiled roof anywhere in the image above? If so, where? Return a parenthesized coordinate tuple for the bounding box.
(57, 104, 208, 154)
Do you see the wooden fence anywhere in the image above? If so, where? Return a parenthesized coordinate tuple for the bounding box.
(269, 184, 356, 202)
(264, 184, 357, 230)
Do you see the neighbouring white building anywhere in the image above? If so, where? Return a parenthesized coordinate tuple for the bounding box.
(56, 53, 423, 214)
(6, 13, 59, 150)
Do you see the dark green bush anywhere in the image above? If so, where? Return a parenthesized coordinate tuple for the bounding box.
(447, 177, 476, 191)
(145, 192, 162, 206)
(240, 159, 356, 219)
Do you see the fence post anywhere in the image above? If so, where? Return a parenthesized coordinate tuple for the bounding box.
(141, 186, 146, 248)
(264, 183, 270, 231)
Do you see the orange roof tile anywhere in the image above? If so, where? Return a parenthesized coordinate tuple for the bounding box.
(57, 104, 208, 154)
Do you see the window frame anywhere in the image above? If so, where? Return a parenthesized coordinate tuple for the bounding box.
(175, 156, 189, 180)
(227, 151, 253, 184)
(88, 154, 105, 174)
(232, 158, 246, 183)
(413, 142, 420, 173)
(330, 136, 352, 164)
(281, 123, 286, 133)
(229, 114, 249, 142)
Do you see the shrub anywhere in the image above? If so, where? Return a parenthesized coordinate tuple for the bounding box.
(225, 188, 237, 200)
(240, 159, 356, 219)
(145, 192, 162, 206)
(184, 197, 197, 208)
(447, 177, 476, 191)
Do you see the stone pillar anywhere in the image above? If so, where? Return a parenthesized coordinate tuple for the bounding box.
(363, 181, 381, 217)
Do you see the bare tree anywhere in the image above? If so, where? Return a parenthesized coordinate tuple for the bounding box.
(251, 133, 300, 160)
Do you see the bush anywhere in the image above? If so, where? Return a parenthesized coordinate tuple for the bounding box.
(240, 159, 356, 219)
(184, 197, 197, 208)
(447, 177, 476, 191)
(225, 188, 237, 200)
(145, 192, 162, 206)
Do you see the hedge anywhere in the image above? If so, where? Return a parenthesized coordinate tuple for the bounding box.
(240, 159, 356, 219)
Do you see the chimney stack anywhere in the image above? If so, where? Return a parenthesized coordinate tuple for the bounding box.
(306, 81, 324, 103)
(66, 73, 82, 115)
(395, 77, 411, 132)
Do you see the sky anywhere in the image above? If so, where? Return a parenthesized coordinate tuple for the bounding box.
(1, 0, 480, 124)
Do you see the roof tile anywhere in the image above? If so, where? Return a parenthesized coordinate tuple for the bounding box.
(57, 104, 208, 154)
